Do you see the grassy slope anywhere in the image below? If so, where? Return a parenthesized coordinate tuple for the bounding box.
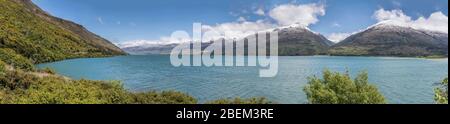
(0, 0, 125, 63)
(0, 60, 197, 104)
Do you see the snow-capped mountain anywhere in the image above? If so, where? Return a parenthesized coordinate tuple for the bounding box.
(275, 25, 334, 55)
(330, 23, 448, 57)
(119, 24, 334, 56)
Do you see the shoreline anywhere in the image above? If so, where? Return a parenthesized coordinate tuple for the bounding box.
(36, 54, 448, 65)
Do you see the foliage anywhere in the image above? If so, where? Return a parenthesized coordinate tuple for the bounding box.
(0, 48, 35, 71)
(39, 67, 56, 75)
(131, 91, 197, 104)
(0, 60, 6, 74)
(206, 97, 272, 104)
(0, 67, 197, 104)
(0, 0, 124, 64)
(435, 77, 448, 104)
(304, 69, 386, 104)
(0, 0, 269, 104)
(328, 46, 370, 56)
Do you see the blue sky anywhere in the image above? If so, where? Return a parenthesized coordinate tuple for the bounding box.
(32, 0, 448, 43)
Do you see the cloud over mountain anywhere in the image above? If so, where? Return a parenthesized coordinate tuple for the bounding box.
(326, 9, 448, 43)
(327, 33, 352, 43)
(374, 9, 448, 33)
(269, 3, 326, 27)
(118, 3, 329, 48)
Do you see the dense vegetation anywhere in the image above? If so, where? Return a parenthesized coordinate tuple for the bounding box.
(206, 97, 272, 104)
(0, 61, 197, 104)
(304, 70, 386, 104)
(0, 0, 271, 104)
(0, 0, 446, 104)
(435, 77, 448, 104)
(0, 0, 125, 64)
(1, 58, 270, 104)
(0, 48, 35, 71)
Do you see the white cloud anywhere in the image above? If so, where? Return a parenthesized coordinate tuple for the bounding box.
(327, 33, 352, 42)
(97, 17, 104, 24)
(237, 16, 247, 22)
(374, 9, 411, 22)
(121, 3, 330, 46)
(116, 40, 162, 48)
(331, 22, 341, 27)
(269, 3, 325, 26)
(254, 8, 265, 16)
(202, 20, 275, 41)
(374, 9, 448, 33)
(117, 37, 191, 48)
(118, 19, 276, 48)
(229, 11, 239, 17)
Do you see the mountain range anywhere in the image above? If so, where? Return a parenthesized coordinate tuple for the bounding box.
(121, 25, 335, 56)
(2, 0, 447, 59)
(121, 23, 448, 57)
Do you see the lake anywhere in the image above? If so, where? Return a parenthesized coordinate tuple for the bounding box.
(37, 55, 448, 104)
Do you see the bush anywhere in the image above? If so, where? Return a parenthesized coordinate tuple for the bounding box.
(435, 77, 448, 104)
(131, 91, 197, 104)
(0, 60, 6, 74)
(0, 69, 37, 90)
(304, 69, 386, 104)
(0, 68, 197, 104)
(0, 59, 265, 104)
(0, 48, 35, 71)
(206, 97, 272, 104)
(39, 67, 57, 74)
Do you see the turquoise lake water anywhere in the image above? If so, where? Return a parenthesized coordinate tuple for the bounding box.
(37, 55, 448, 104)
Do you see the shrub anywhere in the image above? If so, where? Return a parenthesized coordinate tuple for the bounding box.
(0, 60, 6, 74)
(0, 69, 37, 90)
(0, 68, 198, 104)
(39, 67, 57, 74)
(131, 91, 197, 104)
(0, 48, 35, 71)
(435, 77, 448, 104)
(206, 97, 272, 104)
(304, 69, 386, 104)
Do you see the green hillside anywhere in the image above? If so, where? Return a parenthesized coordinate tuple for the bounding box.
(0, 0, 125, 64)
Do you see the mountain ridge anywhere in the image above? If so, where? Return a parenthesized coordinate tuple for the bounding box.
(121, 26, 334, 56)
(0, 0, 126, 63)
(16, 0, 125, 55)
(329, 24, 448, 57)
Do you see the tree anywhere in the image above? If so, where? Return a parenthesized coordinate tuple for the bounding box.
(304, 69, 386, 104)
(435, 77, 448, 104)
